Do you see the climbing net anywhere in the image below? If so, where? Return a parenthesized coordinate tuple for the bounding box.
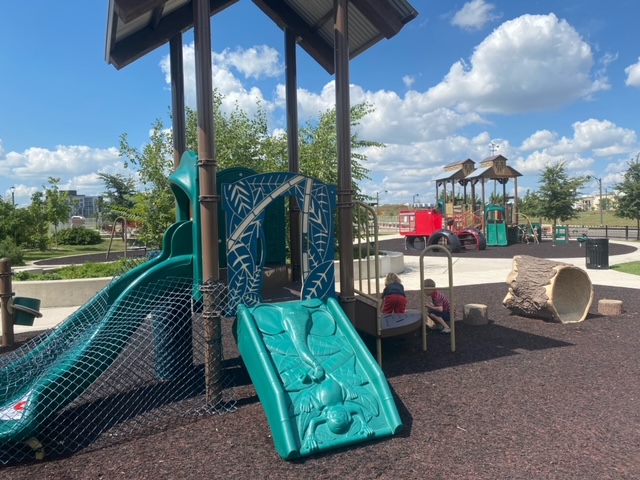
(0, 264, 237, 465)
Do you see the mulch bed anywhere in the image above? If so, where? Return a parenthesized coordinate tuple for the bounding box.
(3, 241, 640, 479)
(377, 236, 636, 259)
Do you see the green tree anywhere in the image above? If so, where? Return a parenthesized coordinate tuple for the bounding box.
(44, 177, 72, 246)
(121, 96, 379, 249)
(0, 197, 16, 242)
(614, 154, 640, 234)
(183, 93, 278, 172)
(296, 103, 380, 248)
(120, 119, 175, 248)
(488, 191, 507, 206)
(298, 102, 377, 197)
(98, 172, 137, 223)
(536, 162, 585, 233)
(517, 190, 541, 218)
(26, 191, 50, 250)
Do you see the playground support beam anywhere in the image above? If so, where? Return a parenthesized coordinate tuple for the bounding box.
(170, 34, 186, 172)
(0, 258, 15, 347)
(285, 28, 302, 284)
(170, 34, 189, 222)
(335, 0, 356, 322)
(193, 0, 222, 405)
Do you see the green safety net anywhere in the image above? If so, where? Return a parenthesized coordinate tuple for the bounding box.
(0, 266, 236, 465)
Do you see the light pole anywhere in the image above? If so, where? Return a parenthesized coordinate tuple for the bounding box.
(412, 193, 419, 207)
(10, 186, 15, 206)
(587, 176, 603, 226)
(376, 190, 387, 216)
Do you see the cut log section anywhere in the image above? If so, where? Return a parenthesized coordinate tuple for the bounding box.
(598, 299, 623, 316)
(463, 303, 488, 326)
(503, 255, 594, 324)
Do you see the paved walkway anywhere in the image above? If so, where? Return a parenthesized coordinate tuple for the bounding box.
(5, 238, 640, 337)
(393, 238, 640, 290)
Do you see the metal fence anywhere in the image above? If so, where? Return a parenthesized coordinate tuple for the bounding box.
(378, 215, 640, 242)
(568, 226, 640, 241)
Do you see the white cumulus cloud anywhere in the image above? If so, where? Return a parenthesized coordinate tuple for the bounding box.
(451, 0, 501, 31)
(625, 58, 640, 87)
(424, 14, 608, 114)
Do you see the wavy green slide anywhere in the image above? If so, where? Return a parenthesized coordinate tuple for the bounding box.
(236, 297, 403, 459)
(0, 221, 194, 447)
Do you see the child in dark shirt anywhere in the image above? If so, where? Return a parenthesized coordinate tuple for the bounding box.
(381, 272, 407, 314)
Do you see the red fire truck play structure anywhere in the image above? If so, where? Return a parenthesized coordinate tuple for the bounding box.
(399, 208, 486, 252)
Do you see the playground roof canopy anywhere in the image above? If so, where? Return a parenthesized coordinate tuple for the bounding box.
(433, 168, 469, 182)
(105, 0, 419, 72)
(464, 164, 523, 181)
(463, 154, 522, 180)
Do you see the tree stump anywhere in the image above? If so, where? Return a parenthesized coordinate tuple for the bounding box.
(503, 255, 593, 324)
(463, 304, 488, 326)
(598, 299, 623, 316)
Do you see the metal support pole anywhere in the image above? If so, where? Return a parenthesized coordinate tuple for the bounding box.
(599, 179, 603, 226)
(194, 0, 222, 406)
(335, 0, 356, 322)
(285, 28, 302, 283)
(1, 258, 15, 347)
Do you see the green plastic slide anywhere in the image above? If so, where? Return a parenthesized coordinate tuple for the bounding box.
(235, 297, 403, 459)
(0, 221, 194, 446)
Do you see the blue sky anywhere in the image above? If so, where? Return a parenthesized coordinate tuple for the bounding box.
(2, 0, 640, 207)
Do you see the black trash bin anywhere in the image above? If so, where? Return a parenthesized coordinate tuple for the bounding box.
(586, 238, 609, 269)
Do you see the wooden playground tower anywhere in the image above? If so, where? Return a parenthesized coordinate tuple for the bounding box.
(431, 155, 537, 244)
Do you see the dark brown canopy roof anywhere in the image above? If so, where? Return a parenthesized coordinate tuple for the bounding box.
(105, 0, 418, 72)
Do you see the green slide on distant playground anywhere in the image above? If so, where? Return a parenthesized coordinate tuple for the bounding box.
(235, 297, 403, 460)
(0, 221, 194, 447)
(486, 221, 507, 246)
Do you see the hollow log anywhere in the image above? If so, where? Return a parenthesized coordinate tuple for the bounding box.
(503, 255, 593, 324)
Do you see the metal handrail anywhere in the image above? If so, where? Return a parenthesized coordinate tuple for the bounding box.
(352, 201, 384, 365)
(106, 216, 128, 260)
(419, 245, 455, 353)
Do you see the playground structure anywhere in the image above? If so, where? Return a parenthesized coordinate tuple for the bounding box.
(411, 155, 542, 248)
(399, 207, 487, 252)
(350, 202, 456, 366)
(0, 155, 407, 462)
(0, 0, 423, 464)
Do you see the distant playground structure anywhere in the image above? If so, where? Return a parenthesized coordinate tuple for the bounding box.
(400, 155, 542, 249)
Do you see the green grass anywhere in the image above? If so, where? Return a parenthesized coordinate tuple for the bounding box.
(612, 261, 640, 276)
(14, 257, 142, 282)
(569, 211, 638, 227)
(22, 238, 128, 263)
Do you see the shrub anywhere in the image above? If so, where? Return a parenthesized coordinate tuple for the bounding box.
(57, 228, 102, 246)
(0, 238, 24, 266)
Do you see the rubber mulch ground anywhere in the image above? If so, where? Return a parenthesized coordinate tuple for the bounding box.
(3, 241, 640, 479)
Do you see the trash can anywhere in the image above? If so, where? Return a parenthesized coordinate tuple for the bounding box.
(507, 226, 519, 245)
(586, 238, 609, 269)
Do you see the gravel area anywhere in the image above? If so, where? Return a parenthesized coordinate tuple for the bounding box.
(3, 240, 640, 479)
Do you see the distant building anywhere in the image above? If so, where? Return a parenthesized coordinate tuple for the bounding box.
(61, 190, 102, 219)
(577, 193, 616, 211)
